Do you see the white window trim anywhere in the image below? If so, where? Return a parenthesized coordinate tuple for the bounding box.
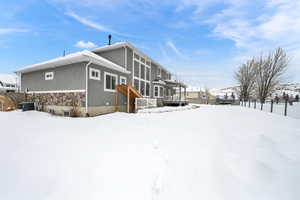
(120, 76, 127, 85)
(154, 85, 159, 97)
(89, 68, 101, 81)
(45, 72, 54, 80)
(104, 72, 118, 92)
(153, 85, 165, 98)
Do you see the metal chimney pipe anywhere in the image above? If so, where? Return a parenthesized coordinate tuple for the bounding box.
(108, 34, 112, 45)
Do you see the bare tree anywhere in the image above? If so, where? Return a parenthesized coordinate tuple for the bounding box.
(204, 87, 211, 104)
(254, 48, 289, 103)
(234, 58, 256, 101)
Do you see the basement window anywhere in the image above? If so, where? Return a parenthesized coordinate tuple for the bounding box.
(45, 72, 54, 80)
(90, 68, 100, 80)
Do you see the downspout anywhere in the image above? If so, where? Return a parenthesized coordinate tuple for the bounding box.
(18, 72, 22, 93)
(85, 61, 92, 115)
(124, 46, 128, 70)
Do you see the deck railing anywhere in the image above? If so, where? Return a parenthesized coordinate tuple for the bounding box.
(135, 98, 157, 111)
(164, 96, 186, 101)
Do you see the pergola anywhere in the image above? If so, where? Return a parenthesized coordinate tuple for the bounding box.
(164, 80, 188, 106)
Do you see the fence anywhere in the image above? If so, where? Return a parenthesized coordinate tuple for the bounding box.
(240, 99, 300, 119)
(135, 98, 157, 111)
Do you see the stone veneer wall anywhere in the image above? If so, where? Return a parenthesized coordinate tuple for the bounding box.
(25, 92, 127, 117)
(26, 92, 85, 107)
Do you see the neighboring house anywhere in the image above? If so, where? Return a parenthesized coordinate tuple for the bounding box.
(16, 42, 186, 116)
(186, 87, 205, 99)
(185, 87, 213, 104)
(0, 74, 18, 93)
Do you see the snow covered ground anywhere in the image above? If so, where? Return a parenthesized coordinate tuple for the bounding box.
(1, 106, 300, 200)
(241, 102, 300, 119)
(138, 104, 199, 113)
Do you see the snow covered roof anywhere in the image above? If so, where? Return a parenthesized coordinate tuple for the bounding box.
(152, 80, 166, 85)
(16, 50, 130, 74)
(186, 87, 205, 92)
(92, 42, 169, 73)
(0, 74, 17, 84)
(164, 80, 187, 88)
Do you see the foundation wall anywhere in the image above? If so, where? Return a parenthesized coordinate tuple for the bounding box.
(25, 92, 127, 117)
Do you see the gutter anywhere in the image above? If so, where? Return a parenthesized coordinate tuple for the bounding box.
(85, 61, 92, 115)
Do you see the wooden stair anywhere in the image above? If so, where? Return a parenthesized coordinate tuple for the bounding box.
(0, 95, 16, 111)
(116, 85, 142, 98)
(115, 84, 142, 113)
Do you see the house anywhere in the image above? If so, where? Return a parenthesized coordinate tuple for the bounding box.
(0, 74, 18, 93)
(15, 42, 186, 116)
(184, 87, 212, 104)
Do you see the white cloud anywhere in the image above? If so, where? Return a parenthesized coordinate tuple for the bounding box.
(49, 0, 125, 9)
(206, 1, 300, 49)
(66, 11, 116, 33)
(75, 40, 96, 49)
(0, 28, 29, 35)
(176, 0, 221, 14)
(65, 11, 135, 38)
(185, 0, 300, 83)
(166, 40, 182, 56)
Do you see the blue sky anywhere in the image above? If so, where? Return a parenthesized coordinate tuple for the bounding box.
(0, 0, 300, 88)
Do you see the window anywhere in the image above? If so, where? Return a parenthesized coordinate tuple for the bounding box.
(146, 68, 150, 81)
(104, 72, 118, 92)
(157, 68, 161, 77)
(134, 61, 140, 78)
(90, 68, 100, 80)
(45, 72, 54, 80)
(134, 79, 139, 91)
(141, 64, 145, 79)
(133, 52, 151, 97)
(146, 82, 150, 96)
(140, 81, 145, 96)
(120, 76, 127, 85)
(134, 53, 140, 60)
(154, 86, 159, 97)
(160, 86, 164, 97)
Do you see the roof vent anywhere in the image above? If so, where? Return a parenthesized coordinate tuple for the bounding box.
(108, 34, 112, 45)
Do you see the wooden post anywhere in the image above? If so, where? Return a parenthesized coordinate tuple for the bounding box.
(254, 99, 256, 109)
(115, 88, 118, 112)
(261, 101, 263, 110)
(284, 98, 288, 116)
(127, 86, 130, 113)
(248, 99, 250, 108)
(179, 85, 182, 106)
(271, 99, 273, 113)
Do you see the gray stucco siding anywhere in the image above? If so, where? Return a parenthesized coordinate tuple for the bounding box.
(21, 62, 86, 92)
(87, 63, 130, 107)
(96, 47, 126, 68)
(126, 47, 133, 85)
